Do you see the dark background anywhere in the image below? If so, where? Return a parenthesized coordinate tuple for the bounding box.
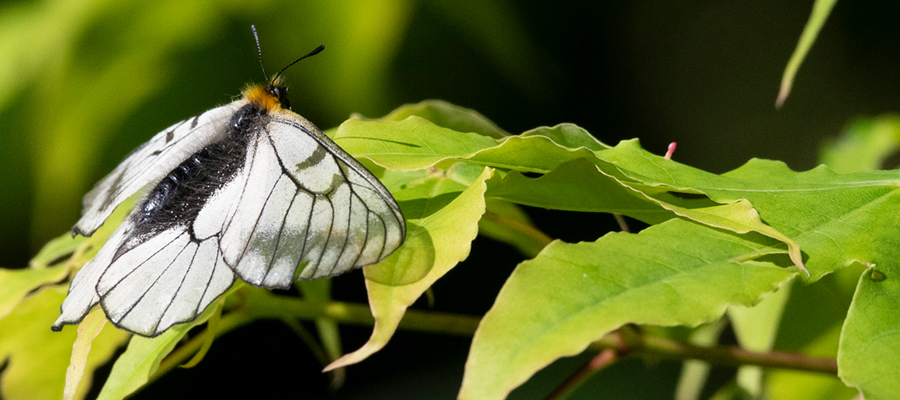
(2, 0, 897, 398)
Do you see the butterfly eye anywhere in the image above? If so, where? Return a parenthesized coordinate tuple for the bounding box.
(268, 85, 291, 110)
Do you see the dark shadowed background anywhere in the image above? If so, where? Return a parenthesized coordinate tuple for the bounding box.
(1, 0, 897, 398)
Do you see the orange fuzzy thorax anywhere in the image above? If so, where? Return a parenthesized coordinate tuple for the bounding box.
(242, 84, 282, 113)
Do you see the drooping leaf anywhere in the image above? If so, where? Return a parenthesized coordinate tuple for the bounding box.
(460, 219, 795, 400)
(775, 0, 839, 108)
(325, 167, 490, 370)
(64, 309, 109, 400)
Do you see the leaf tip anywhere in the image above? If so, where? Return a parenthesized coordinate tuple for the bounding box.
(775, 86, 789, 110)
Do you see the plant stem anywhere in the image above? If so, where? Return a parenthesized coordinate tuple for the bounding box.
(154, 293, 837, 390)
(591, 330, 837, 375)
(613, 214, 630, 232)
(543, 349, 619, 400)
(153, 291, 483, 379)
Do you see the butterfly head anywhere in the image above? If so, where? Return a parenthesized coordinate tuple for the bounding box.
(247, 26, 323, 114)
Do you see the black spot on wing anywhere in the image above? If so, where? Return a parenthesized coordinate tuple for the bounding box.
(295, 145, 328, 170)
(98, 171, 127, 212)
(190, 113, 203, 129)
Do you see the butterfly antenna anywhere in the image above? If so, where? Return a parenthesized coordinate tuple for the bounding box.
(271, 45, 325, 84)
(251, 25, 268, 81)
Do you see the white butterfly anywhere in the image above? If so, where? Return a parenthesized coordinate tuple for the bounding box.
(51, 45, 406, 337)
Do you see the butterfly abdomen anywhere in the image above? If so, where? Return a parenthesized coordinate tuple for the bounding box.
(126, 102, 271, 251)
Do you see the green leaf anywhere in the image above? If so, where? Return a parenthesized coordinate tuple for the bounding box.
(333, 116, 498, 171)
(768, 323, 856, 400)
(64, 309, 108, 400)
(0, 265, 70, 319)
(97, 293, 226, 400)
(334, 116, 605, 175)
(467, 135, 597, 173)
(0, 286, 129, 400)
(27, 233, 86, 269)
(177, 300, 224, 369)
(775, 0, 839, 108)
(485, 158, 668, 219)
(325, 167, 491, 370)
(478, 199, 550, 258)
(520, 123, 610, 152)
(459, 219, 795, 400)
(369, 99, 509, 139)
(838, 266, 900, 399)
(727, 282, 792, 397)
(820, 115, 900, 173)
(599, 140, 900, 280)
(674, 321, 727, 400)
(487, 150, 805, 271)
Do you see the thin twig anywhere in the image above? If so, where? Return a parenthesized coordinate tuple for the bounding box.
(592, 330, 837, 375)
(543, 349, 619, 400)
(613, 214, 631, 233)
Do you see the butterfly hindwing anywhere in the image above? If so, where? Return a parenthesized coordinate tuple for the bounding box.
(53, 221, 237, 337)
(98, 228, 234, 336)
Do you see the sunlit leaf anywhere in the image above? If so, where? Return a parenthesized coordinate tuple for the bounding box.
(0, 265, 69, 319)
(599, 140, 900, 280)
(460, 219, 795, 399)
(64, 309, 108, 400)
(369, 99, 509, 139)
(333, 116, 498, 170)
(325, 168, 490, 370)
(0, 286, 128, 400)
(97, 293, 226, 400)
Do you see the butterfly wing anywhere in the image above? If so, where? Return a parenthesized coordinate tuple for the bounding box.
(206, 111, 406, 288)
(54, 101, 405, 336)
(54, 102, 246, 336)
(74, 102, 244, 237)
(52, 221, 236, 337)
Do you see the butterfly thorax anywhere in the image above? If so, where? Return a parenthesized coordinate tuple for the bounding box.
(243, 79, 291, 112)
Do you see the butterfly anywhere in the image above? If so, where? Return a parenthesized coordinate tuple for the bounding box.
(51, 39, 406, 338)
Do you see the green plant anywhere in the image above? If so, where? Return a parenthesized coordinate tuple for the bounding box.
(5, 96, 900, 398)
(4, 1, 899, 399)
